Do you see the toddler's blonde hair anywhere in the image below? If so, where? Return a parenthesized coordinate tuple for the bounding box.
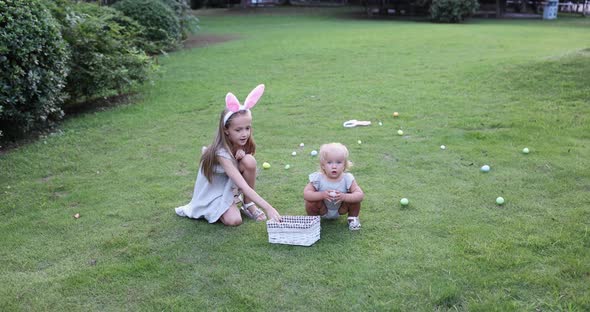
(318, 143, 353, 173)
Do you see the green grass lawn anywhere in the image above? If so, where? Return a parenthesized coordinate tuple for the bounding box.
(1, 7, 589, 311)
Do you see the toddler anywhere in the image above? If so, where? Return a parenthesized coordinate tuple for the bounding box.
(303, 143, 364, 230)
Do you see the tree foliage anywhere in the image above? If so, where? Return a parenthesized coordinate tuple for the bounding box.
(430, 0, 479, 22)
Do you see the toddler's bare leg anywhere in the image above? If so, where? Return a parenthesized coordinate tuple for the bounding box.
(305, 200, 327, 216)
(339, 202, 361, 217)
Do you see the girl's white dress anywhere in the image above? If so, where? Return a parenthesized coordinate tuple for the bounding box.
(175, 148, 238, 223)
(308, 172, 355, 219)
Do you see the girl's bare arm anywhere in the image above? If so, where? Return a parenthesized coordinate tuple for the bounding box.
(218, 157, 281, 221)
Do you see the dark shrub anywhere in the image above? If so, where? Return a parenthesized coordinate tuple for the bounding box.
(190, 0, 205, 9)
(47, 0, 155, 106)
(113, 0, 182, 53)
(430, 0, 479, 22)
(0, 0, 69, 141)
(205, 0, 235, 8)
(161, 0, 199, 39)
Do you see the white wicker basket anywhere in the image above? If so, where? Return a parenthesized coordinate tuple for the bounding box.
(266, 216, 321, 246)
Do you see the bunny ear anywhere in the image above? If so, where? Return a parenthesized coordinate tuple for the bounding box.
(225, 92, 241, 112)
(243, 84, 265, 109)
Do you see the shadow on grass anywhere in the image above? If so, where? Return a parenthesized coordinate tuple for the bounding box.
(0, 93, 140, 154)
(63, 93, 139, 117)
(499, 49, 590, 101)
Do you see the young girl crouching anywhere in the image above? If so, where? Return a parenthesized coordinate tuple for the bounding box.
(175, 84, 281, 226)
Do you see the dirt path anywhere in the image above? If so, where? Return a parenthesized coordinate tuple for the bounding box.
(183, 34, 240, 49)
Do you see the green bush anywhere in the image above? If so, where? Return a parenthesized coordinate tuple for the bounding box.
(161, 0, 199, 39)
(47, 0, 155, 106)
(0, 0, 69, 140)
(430, 0, 479, 22)
(113, 0, 182, 53)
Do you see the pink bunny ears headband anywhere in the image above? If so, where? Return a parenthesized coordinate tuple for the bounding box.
(223, 84, 265, 126)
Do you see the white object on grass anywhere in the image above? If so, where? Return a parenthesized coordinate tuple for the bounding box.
(343, 120, 372, 128)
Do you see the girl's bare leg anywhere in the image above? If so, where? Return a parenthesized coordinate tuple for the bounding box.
(239, 154, 257, 204)
(220, 204, 242, 226)
(238, 154, 266, 221)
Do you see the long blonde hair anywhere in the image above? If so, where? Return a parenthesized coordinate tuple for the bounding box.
(318, 143, 353, 174)
(200, 108, 256, 182)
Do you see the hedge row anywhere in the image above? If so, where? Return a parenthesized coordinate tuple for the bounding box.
(0, 0, 198, 142)
(0, 0, 70, 140)
(48, 0, 155, 106)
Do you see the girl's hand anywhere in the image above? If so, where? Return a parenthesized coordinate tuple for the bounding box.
(266, 207, 281, 222)
(234, 149, 245, 160)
